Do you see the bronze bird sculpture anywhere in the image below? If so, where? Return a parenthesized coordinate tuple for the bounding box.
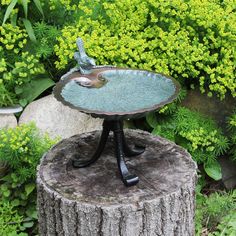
(61, 37, 115, 87)
(74, 38, 96, 75)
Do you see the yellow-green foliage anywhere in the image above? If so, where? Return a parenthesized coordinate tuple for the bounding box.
(179, 128, 218, 152)
(174, 107, 229, 159)
(0, 24, 27, 53)
(54, 0, 236, 99)
(0, 0, 12, 5)
(0, 123, 59, 234)
(48, 0, 80, 11)
(148, 106, 229, 164)
(3, 52, 45, 86)
(0, 123, 58, 180)
(0, 24, 45, 106)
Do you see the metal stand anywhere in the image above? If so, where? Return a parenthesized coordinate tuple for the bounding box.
(72, 120, 145, 186)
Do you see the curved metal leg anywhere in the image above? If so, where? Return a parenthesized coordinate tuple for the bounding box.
(122, 132, 145, 157)
(120, 124, 145, 157)
(72, 121, 111, 168)
(112, 121, 139, 187)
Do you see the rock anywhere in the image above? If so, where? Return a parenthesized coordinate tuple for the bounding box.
(0, 114, 17, 129)
(19, 95, 103, 138)
(219, 157, 236, 190)
(181, 89, 236, 128)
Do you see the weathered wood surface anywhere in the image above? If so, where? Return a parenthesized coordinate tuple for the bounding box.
(37, 129, 197, 236)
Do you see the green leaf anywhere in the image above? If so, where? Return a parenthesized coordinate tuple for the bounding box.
(20, 192, 27, 200)
(3, 189, 11, 197)
(1, 184, 8, 191)
(18, 233, 28, 236)
(19, 77, 55, 104)
(11, 199, 20, 207)
(204, 160, 222, 180)
(11, 182, 18, 188)
(15, 86, 23, 95)
(22, 0, 28, 18)
(22, 18, 36, 42)
(146, 112, 158, 128)
(23, 221, 34, 228)
(1, 174, 12, 182)
(19, 98, 28, 107)
(33, 0, 44, 17)
(152, 126, 161, 136)
(10, 11, 17, 26)
(25, 183, 35, 196)
(11, 172, 18, 182)
(26, 208, 38, 219)
(2, 0, 18, 25)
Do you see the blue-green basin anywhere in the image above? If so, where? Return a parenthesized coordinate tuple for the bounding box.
(53, 69, 180, 120)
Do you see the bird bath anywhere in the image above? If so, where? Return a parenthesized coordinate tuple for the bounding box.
(53, 38, 180, 186)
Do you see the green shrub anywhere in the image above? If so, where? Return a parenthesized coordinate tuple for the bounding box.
(196, 190, 236, 235)
(146, 106, 229, 180)
(0, 21, 55, 107)
(54, 0, 236, 99)
(1, 0, 44, 42)
(0, 24, 28, 106)
(32, 22, 60, 59)
(0, 123, 57, 180)
(0, 123, 59, 233)
(0, 201, 27, 236)
(209, 210, 236, 236)
(0, 1, 59, 107)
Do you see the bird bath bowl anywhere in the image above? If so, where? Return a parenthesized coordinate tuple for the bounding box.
(53, 38, 180, 186)
(54, 68, 180, 120)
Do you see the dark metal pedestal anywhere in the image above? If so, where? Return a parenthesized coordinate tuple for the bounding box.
(72, 120, 145, 186)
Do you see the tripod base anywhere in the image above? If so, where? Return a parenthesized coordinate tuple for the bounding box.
(72, 120, 145, 186)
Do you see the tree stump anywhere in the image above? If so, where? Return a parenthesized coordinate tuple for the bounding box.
(37, 129, 197, 236)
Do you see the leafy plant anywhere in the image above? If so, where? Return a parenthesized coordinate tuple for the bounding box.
(209, 210, 236, 236)
(0, 201, 27, 236)
(0, 123, 59, 233)
(0, 22, 55, 107)
(32, 22, 60, 59)
(147, 106, 229, 180)
(1, 0, 44, 41)
(54, 0, 236, 99)
(196, 190, 236, 235)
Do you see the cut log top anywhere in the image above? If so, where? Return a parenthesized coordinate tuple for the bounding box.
(38, 129, 197, 207)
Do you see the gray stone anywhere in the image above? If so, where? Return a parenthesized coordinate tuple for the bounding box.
(19, 95, 103, 138)
(219, 157, 236, 190)
(37, 130, 197, 236)
(181, 90, 236, 128)
(0, 114, 17, 129)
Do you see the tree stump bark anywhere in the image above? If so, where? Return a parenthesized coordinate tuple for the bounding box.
(37, 129, 197, 236)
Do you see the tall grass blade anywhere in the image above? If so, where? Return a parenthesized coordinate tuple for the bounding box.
(2, 0, 18, 25)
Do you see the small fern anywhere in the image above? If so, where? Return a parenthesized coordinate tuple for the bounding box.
(147, 106, 229, 180)
(32, 22, 60, 59)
